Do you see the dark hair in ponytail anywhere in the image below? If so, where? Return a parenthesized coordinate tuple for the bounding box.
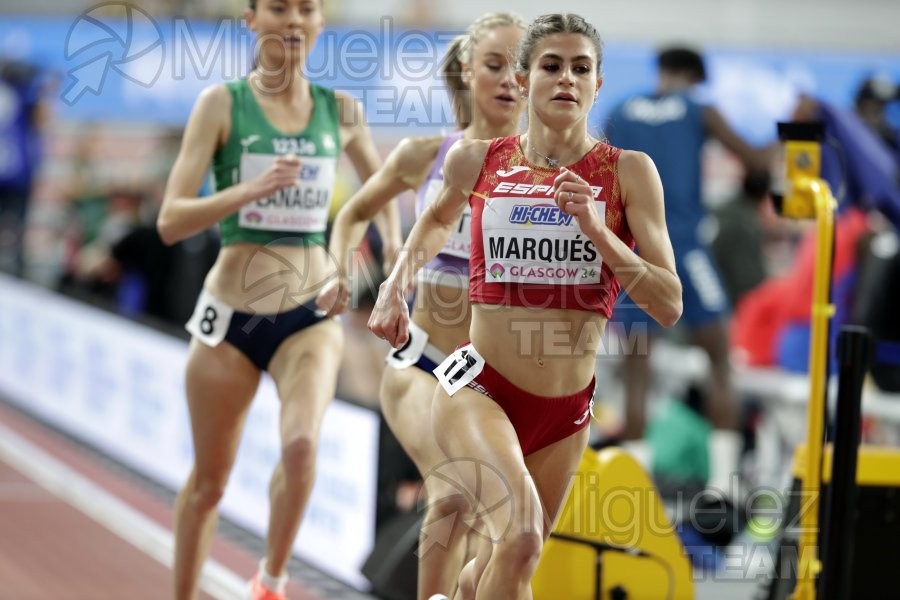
(441, 12, 527, 129)
(516, 13, 604, 77)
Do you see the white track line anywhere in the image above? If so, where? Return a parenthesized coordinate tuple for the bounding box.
(0, 422, 247, 600)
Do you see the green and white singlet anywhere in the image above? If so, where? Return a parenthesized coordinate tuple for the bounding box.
(213, 79, 341, 247)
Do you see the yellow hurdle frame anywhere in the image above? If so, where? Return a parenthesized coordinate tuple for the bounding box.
(780, 136, 837, 600)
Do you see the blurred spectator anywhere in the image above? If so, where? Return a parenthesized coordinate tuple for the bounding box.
(854, 76, 900, 162)
(793, 93, 900, 229)
(110, 218, 174, 319)
(63, 184, 220, 325)
(605, 46, 778, 503)
(648, 383, 711, 500)
(65, 189, 145, 300)
(605, 47, 774, 449)
(0, 58, 48, 277)
(710, 170, 773, 306)
(56, 124, 220, 325)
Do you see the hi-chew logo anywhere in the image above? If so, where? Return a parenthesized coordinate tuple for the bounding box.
(509, 204, 573, 227)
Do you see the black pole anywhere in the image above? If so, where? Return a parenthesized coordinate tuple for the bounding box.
(818, 325, 873, 600)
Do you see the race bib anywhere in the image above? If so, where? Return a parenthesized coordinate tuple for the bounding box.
(424, 179, 472, 258)
(185, 289, 235, 347)
(481, 197, 605, 285)
(386, 321, 430, 369)
(434, 344, 486, 397)
(238, 153, 336, 232)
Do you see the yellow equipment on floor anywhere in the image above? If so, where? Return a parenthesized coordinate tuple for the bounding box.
(532, 448, 694, 600)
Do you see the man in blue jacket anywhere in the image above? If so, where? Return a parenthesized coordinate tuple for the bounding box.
(606, 47, 773, 495)
(0, 58, 47, 277)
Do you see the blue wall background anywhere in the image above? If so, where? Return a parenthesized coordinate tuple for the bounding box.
(2, 14, 899, 143)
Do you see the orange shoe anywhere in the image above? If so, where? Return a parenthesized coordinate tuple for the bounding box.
(248, 573, 287, 600)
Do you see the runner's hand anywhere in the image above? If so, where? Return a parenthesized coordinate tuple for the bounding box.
(368, 279, 410, 348)
(241, 153, 302, 203)
(551, 167, 604, 237)
(315, 276, 351, 317)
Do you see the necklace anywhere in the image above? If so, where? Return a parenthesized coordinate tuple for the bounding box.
(527, 143, 559, 169)
(526, 136, 597, 169)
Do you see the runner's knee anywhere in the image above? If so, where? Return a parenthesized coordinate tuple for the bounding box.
(281, 433, 316, 473)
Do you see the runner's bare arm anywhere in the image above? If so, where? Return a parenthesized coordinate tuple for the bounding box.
(385, 138, 487, 292)
(558, 150, 681, 326)
(329, 135, 443, 279)
(367, 138, 487, 347)
(612, 151, 681, 326)
(704, 105, 775, 172)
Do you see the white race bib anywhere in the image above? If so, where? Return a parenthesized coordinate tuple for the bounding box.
(385, 321, 430, 369)
(238, 153, 336, 232)
(481, 197, 605, 285)
(434, 344, 486, 397)
(185, 289, 235, 347)
(424, 179, 472, 259)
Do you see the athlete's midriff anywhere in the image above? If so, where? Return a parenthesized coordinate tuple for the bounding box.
(410, 281, 472, 356)
(469, 303, 606, 398)
(204, 243, 335, 313)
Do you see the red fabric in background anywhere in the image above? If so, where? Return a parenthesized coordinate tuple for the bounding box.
(732, 207, 870, 365)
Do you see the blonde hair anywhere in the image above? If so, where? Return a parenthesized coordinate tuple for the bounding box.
(441, 12, 528, 129)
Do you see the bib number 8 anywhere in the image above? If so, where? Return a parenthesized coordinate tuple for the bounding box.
(185, 289, 234, 347)
(200, 307, 218, 335)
